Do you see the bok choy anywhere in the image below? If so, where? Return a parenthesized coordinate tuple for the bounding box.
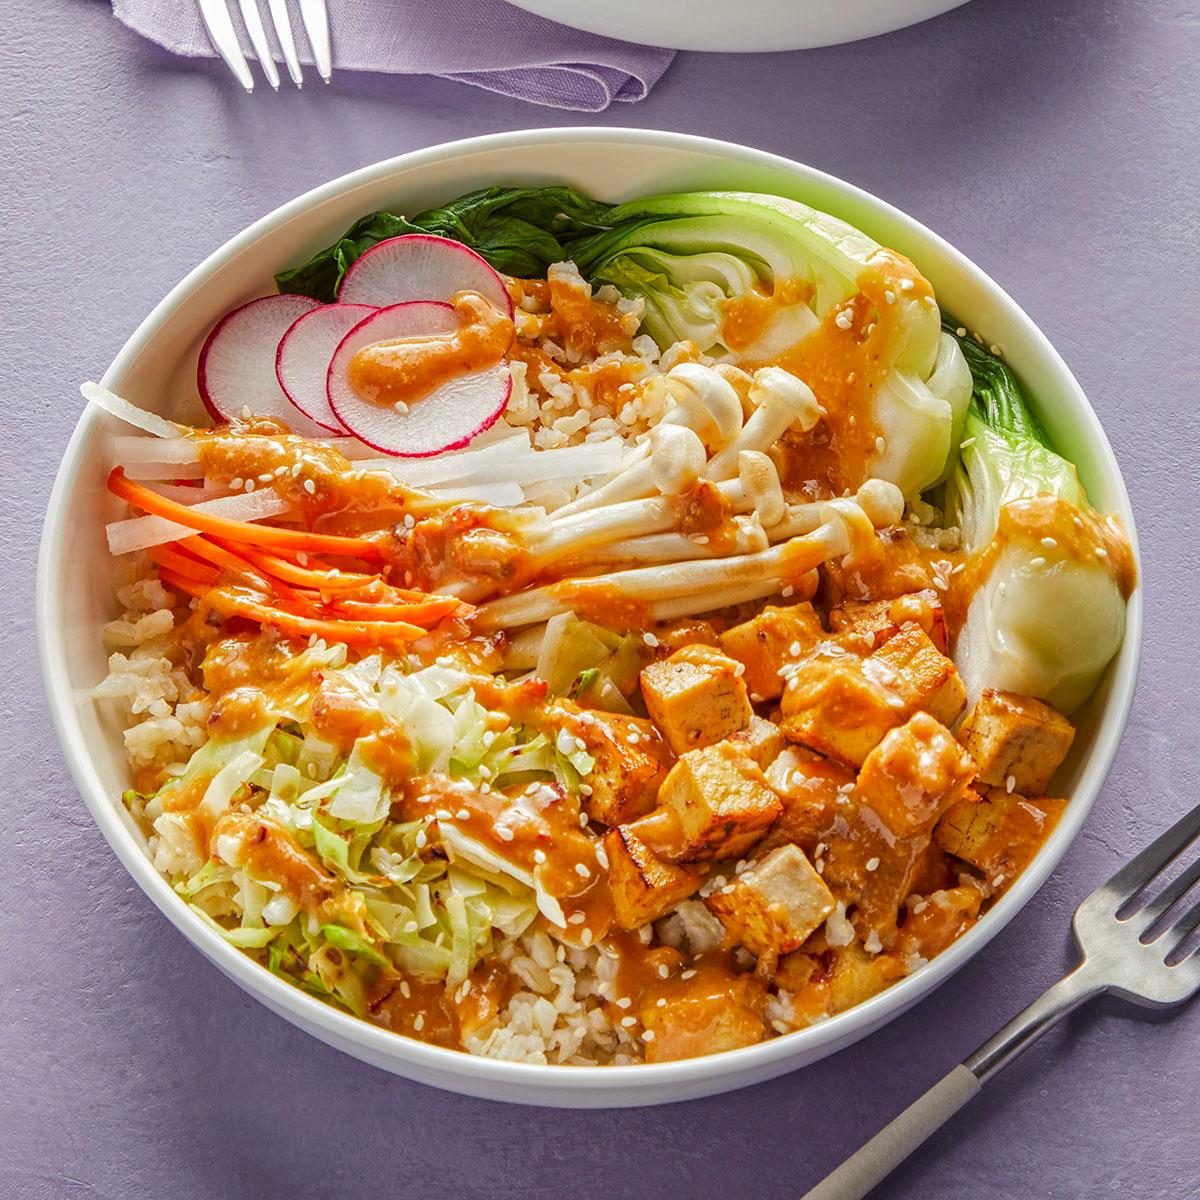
(945, 329, 1132, 714)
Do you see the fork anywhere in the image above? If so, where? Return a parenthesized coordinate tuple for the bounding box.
(197, 0, 332, 92)
(803, 802, 1200, 1200)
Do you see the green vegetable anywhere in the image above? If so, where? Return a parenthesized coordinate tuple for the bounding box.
(275, 185, 614, 300)
(944, 327, 1127, 713)
(321, 924, 390, 968)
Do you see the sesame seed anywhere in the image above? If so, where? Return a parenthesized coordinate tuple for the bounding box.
(399, 980, 411, 998)
(436, 809, 451, 820)
(533, 849, 547, 864)
(568, 911, 587, 925)
(866, 857, 880, 872)
(993, 874, 1006, 887)
(595, 844, 609, 869)
(1073, 515, 1084, 530)
(912, 900, 928, 914)
(575, 863, 592, 879)
(258, 473, 273, 484)
(496, 826, 515, 842)
(616, 997, 632, 1009)
(413, 1013, 425, 1031)
(455, 809, 471, 821)
(771, 1020, 791, 1034)
(403, 920, 418, 934)
(415, 830, 427, 849)
(955, 326, 967, 338)
(835, 308, 854, 331)
(875, 436, 886, 453)
(884, 290, 896, 304)
(579, 812, 589, 828)
(621, 1016, 637, 1028)
(1095, 547, 1108, 559)
(581, 929, 593, 946)
(1005, 774, 1016, 793)
(403, 514, 416, 529)
(1041, 537, 1058, 550)
(656, 998, 667, 1008)
(643, 632, 659, 648)
(681, 969, 697, 980)
(240, 406, 253, 420)
(959, 437, 976, 450)
(291, 462, 303, 477)
(641, 1030, 655, 1043)
(656, 964, 669, 979)
(230, 477, 243, 490)
(781, 585, 794, 598)
(303, 479, 315, 495)
(245, 479, 256, 493)
(789, 641, 802, 657)
(990, 344, 1002, 356)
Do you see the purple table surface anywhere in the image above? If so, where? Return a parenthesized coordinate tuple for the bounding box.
(4, 0, 1199, 1196)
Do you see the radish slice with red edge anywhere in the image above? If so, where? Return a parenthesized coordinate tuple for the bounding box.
(198, 294, 328, 435)
(275, 302, 377, 434)
(337, 234, 513, 317)
(327, 302, 512, 458)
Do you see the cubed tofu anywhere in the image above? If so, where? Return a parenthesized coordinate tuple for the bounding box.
(658, 740, 783, 861)
(654, 618, 721, 653)
(640, 972, 767, 1062)
(775, 941, 907, 1024)
(828, 589, 948, 654)
(934, 789, 1067, 882)
(640, 644, 753, 755)
(706, 844, 835, 961)
(780, 651, 907, 766)
(867, 624, 966, 727)
(724, 715, 786, 769)
(759, 747, 854, 855)
(718, 603, 825, 701)
(604, 825, 704, 930)
(958, 690, 1075, 794)
(545, 699, 672, 826)
(857, 712, 976, 838)
(820, 527, 932, 605)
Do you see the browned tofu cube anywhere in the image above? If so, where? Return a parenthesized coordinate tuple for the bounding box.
(640, 972, 767, 1062)
(760, 747, 854, 855)
(776, 941, 907, 1024)
(868, 624, 966, 727)
(640, 644, 753, 755)
(780, 651, 907, 766)
(934, 789, 1067, 882)
(654, 618, 721, 653)
(826, 942, 908, 1014)
(820, 527, 932, 605)
(545, 699, 672, 826)
(604, 825, 703, 930)
(718, 603, 824, 701)
(857, 712, 976, 838)
(723, 715, 785, 769)
(658, 740, 782, 862)
(706, 844, 835, 961)
(958, 690, 1075, 794)
(828, 589, 948, 654)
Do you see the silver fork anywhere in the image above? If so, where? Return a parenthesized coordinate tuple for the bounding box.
(804, 802, 1200, 1200)
(197, 0, 332, 92)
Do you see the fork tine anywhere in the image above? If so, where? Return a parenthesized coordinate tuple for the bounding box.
(298, 0, 334, 83)
(267, 0, 304, 87)
(1163, 895, 1200, 961)
(197, 0, 254, 92)
(237, 0, 281, 90)
(1133, 855, 1200, 936)
(1104, 803, 1200, 907)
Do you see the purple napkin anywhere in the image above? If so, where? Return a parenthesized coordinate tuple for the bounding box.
(111, 0, 674, 111)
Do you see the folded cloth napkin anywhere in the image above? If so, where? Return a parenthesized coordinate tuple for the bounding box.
(111, 0, 674, 111)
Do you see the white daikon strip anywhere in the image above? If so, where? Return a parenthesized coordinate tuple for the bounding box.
(114, 436, 201, 464)
(141, 481, 228, 504)
(106, 491, 293, 555)
(122, 461, 206, 481)
(429, 481, 525, 507)
(82, 382, 182, 438)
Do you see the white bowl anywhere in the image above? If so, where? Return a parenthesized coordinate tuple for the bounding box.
(503, 0, 971, 52)
(37, 129, 1141, 1108)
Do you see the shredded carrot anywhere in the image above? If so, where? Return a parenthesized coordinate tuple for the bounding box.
(177, 536, 272, 586)
(107, 468, 384, 559)
(331, 597, 466, 625)
(158, 569, 426, 648)
(216, 539, 379, 592)
(148, 544, 218, 585)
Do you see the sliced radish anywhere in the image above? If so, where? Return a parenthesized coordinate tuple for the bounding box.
(327, 302, 512, 458)
(197, 294, 326, 434)
(337, 234, 513, 317)
(275, 303, 376, 434)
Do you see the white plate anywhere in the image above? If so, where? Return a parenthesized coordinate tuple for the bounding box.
(503, 0, 972, 52)
(38, 128, 1141, 1108)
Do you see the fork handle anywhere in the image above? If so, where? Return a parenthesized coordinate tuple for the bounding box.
(801, 1063, 981, 1200)
(801, 968, 1105, 1199)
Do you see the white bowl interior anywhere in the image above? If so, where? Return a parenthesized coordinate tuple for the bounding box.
(39, 130, 1141, 1107)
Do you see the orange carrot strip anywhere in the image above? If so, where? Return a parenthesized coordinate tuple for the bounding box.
(158, 570, 425, 648)
(148, 544, 219, 585)
(107, 468, 383, 559)
(331, 597, 467, 624)
(178, 536, 309, 605)
(215, 539, 379, 592)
